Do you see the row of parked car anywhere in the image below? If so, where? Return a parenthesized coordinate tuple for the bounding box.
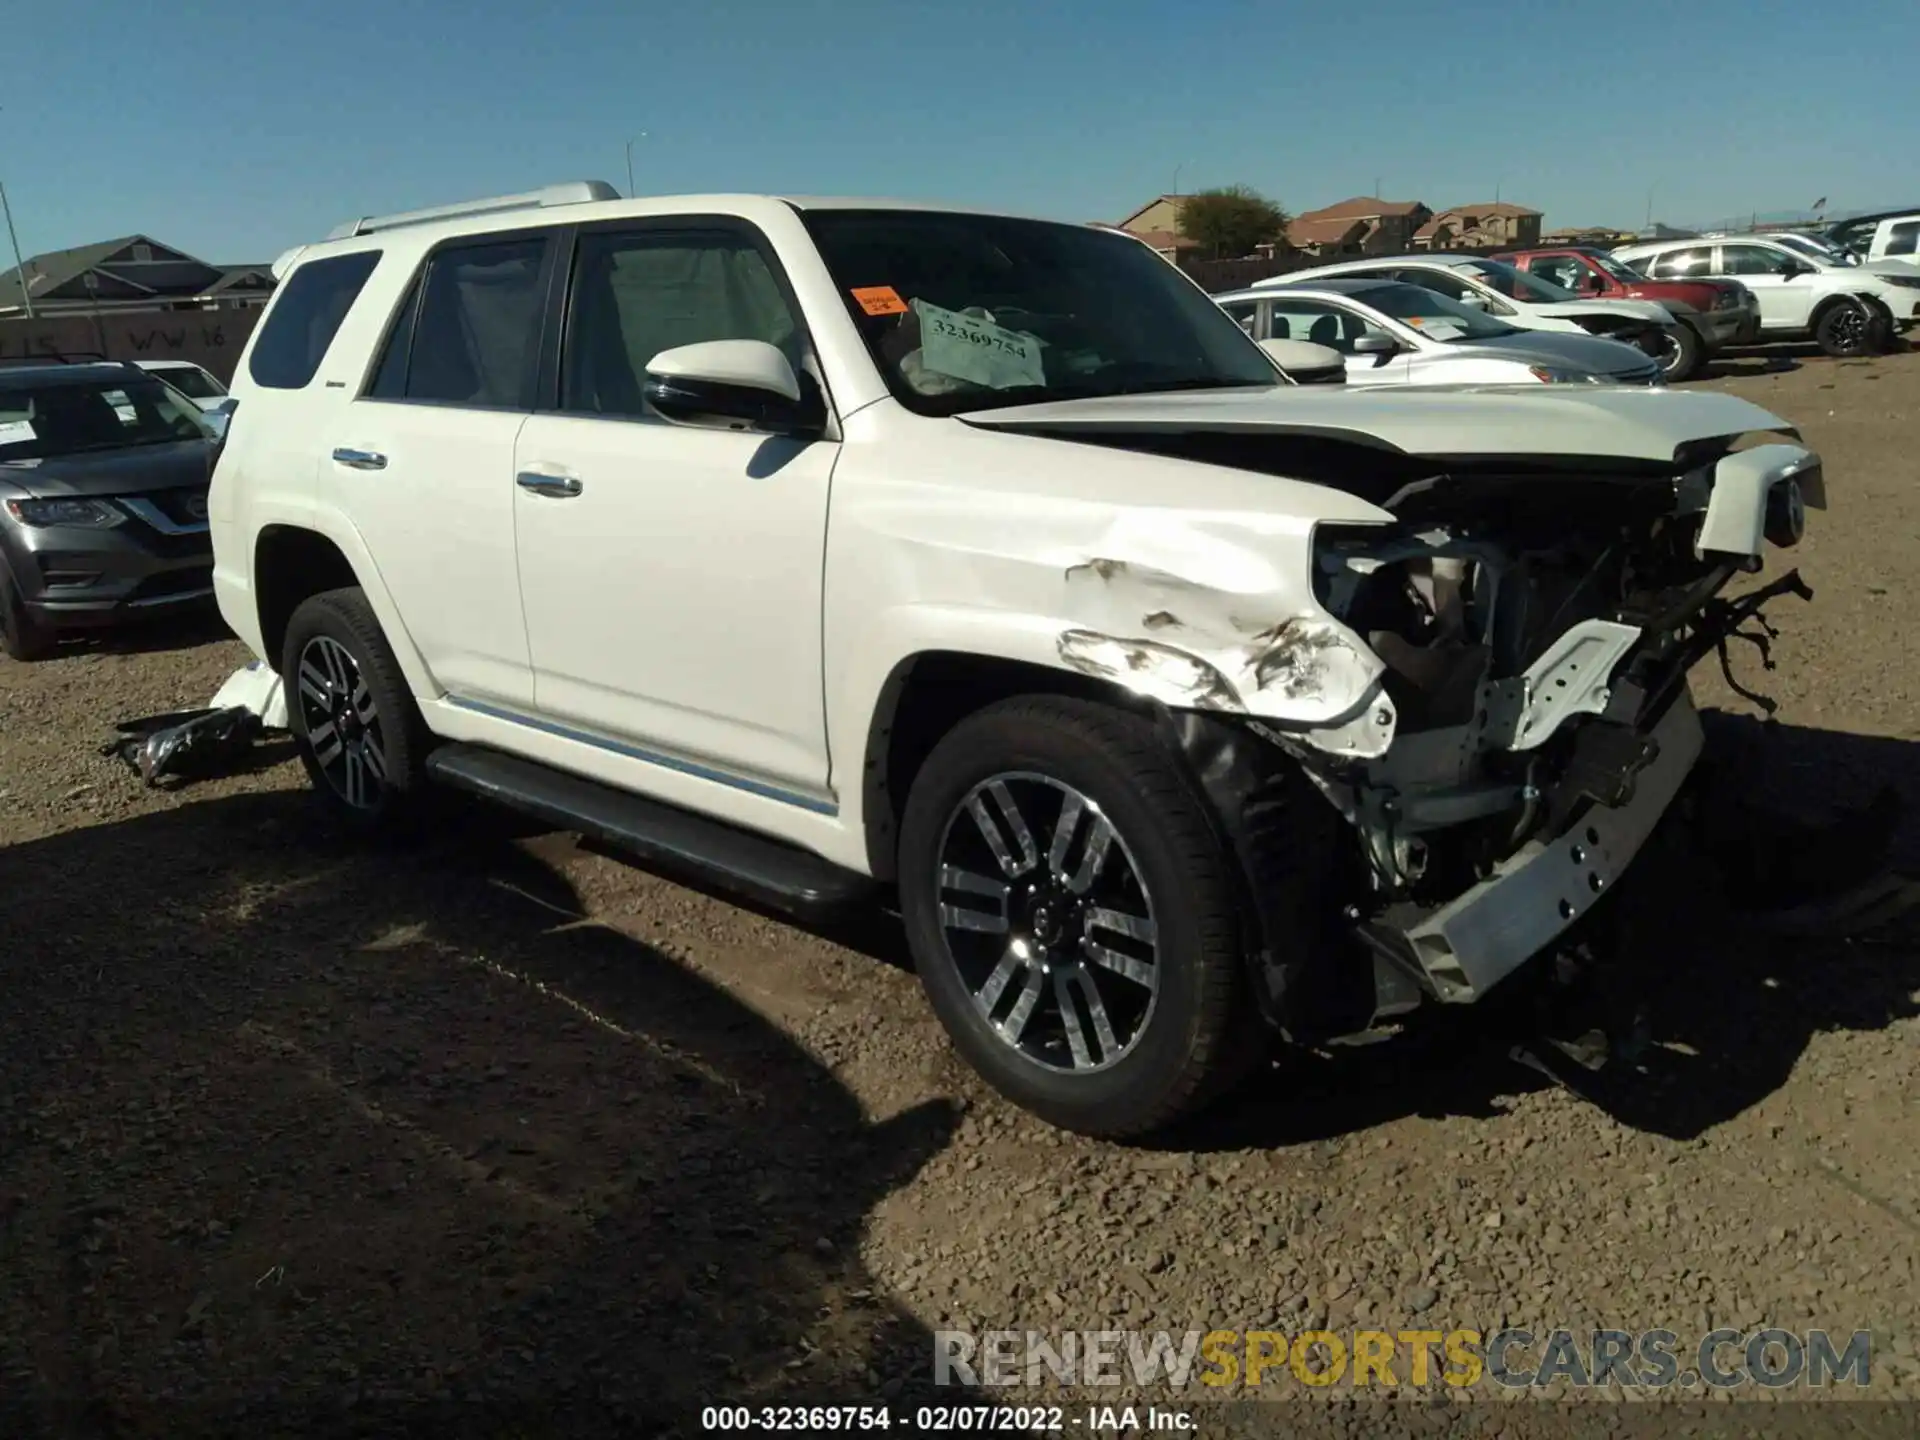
(1217, 231, 1920, 387)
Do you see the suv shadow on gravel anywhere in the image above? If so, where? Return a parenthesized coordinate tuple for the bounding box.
(0, 792, 970, 1437)
(1163, 710, 1920, 1154)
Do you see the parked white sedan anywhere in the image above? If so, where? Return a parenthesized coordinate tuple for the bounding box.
(1217, 279, 1663, 387)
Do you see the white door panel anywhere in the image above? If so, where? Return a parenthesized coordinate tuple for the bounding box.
(327, 403, 534, 705)
(513, 413, 835, 793)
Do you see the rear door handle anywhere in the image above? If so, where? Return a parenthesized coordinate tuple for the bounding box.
(332, 447, 387, 471)
(516, 471, 583, 498)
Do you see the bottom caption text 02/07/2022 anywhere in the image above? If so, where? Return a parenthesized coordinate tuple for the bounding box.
(698, 1404, 1198, 1434)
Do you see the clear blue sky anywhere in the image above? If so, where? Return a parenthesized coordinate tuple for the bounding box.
(8, 0, 1917, 265)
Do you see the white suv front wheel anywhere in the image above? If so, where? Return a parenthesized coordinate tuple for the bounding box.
(898, 696, 1257, 1138)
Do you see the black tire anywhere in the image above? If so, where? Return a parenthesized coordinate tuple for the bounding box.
(280, 586, 430, 830)
(1814, 299, 1874, 357)
(898, 696, 1251, 1138)
(0, 563, 56, 662)
(1655, 321, 1704, 382)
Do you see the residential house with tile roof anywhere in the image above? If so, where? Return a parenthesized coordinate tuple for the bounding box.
(1285, 197, 1432, 257)
(1418, 202, 1544, 251)
(1113, 195, 1207, 260)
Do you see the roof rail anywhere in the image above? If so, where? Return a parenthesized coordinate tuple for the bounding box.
(0, 350, 118, 369)
(326, 180, 622, 240)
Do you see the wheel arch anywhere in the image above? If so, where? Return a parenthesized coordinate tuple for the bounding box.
(251, 519, 436, 700)
(859, 650, 1158, 883)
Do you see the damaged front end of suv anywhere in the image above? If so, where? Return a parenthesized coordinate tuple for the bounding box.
(1283, 437, 1821, 1031)
(986, 393, 1827, 1045)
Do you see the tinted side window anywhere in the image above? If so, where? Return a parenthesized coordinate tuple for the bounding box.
(1218, 300, 1256, 335)
(1647, 247, 1711, 279)
(1886, 222, 1919, 257)
(1529, 255, 1587, 290)
(366, 276, 423, 399)
(560, 228, 803, 419)
(1263, 299, 1376, 351)
(1721, 245, 1793, 276)
(1393, 268, 1475, 303)
(248, 251, 381, 390)
(406, 239, 548, 408)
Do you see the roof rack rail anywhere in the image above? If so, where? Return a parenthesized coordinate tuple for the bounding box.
(326, 180, 622, 240)
(0, 350, 119, 369)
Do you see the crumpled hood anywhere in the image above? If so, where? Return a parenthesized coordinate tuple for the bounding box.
(0, 439, 213, 500)
(1526, 296, 1673, 325)
(959, 384, 1794, 463)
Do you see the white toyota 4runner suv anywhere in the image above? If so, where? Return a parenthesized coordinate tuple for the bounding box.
(211, 182, 1826, 1137)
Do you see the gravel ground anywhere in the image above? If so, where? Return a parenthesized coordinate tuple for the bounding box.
(3, 346, 1919, 1436)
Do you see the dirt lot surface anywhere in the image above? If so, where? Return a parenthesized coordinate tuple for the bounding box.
(4, 347, 1919, 1436)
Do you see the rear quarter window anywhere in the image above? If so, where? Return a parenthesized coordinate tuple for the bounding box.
(248, 251, 382, 390)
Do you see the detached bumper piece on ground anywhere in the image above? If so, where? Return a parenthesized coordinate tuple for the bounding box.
(99, 661, 288, 787)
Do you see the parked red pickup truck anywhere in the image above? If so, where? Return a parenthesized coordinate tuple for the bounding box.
(1497, 246, 1762, 378)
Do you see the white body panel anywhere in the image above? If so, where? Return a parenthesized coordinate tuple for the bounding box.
(509, 411, 836, 799)
(210, 190, 1807, 880)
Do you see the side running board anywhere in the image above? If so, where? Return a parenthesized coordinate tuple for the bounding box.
(425, 744, 873, 920)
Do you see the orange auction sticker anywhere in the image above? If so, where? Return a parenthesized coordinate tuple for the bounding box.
(851, 285, 908, 316)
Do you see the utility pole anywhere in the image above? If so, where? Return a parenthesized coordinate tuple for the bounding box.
(1644, 185, 1655, 231)
(625, 132, 648, 199)
(1, 180, 33, 320)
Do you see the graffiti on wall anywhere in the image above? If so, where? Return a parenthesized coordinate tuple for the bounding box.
(0, 311, 264, 383)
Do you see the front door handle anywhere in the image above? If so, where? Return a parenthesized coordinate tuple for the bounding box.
(516, 471, 583, 498)
(332, 447, 387, 471)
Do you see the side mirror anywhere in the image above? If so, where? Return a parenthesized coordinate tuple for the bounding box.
(1258, 338, 1347, 383)
(1453, 294, 1490, 312)
(1350, 333, 1399, 356)
(213, 396, 238, 416)
(1585, 274, 1608, 293)
(643, 340, 825, 437)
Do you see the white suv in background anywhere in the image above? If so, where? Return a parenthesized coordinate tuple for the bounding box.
(1613, 235, 1920, 354)
(208, 181, 1823, 1138)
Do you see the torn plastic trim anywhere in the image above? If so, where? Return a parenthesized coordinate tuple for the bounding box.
(1677, 442, 1825, 560)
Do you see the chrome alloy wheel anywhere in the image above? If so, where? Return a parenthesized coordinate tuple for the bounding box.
(295, 634, 388, 810)
(933, 773, 1160, 1073)
(1829, 304, 1868, 353)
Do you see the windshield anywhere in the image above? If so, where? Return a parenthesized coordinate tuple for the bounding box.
(152, 366, 225, 400)
(1588, 250, 1647, 282)
(0, 375, 211, 460)
(1347, 282, 1521, 339)
(1774, 233, 1852, 266)
(800, 210, 1281, 415)
(1460, 258, 1578, 303)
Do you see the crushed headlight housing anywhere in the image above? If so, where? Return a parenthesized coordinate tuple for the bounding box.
(4, 497, 125, 528)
